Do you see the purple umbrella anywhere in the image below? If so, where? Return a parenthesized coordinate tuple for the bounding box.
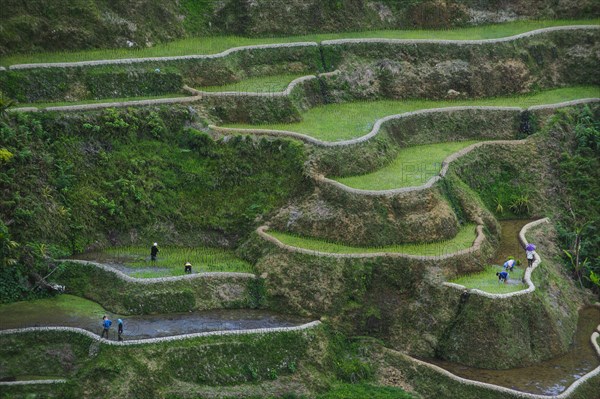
(526, 243, 536, 251)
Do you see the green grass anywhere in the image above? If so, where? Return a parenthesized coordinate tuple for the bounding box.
(1, 19, 597, 66)
(14, 93, 189, 108)
(0, 294, 106, 319)
(224, 86, 600, 141)
(268, 223, 476, 255)
(450, 264, 527, 294)
(199, 73, 309, 92)
(335, 141, 478, 189)
(98, 245, 254, 275)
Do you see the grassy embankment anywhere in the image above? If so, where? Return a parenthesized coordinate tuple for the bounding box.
(1, 19, 598, 66)
(268, 223, 476, 255)
(224, 86, 600, 141)
(81, 246, 253, 277)
(0, 294, 105, 321)
(335, 141, 479, 189)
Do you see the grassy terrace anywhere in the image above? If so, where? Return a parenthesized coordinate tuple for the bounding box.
(335, 141, 479, 189)
(1, 19, 598, 66)
(74, 246, 253, 277)
(268, 223, 477, 255)
(198, 73, 309, 92)
(223, 86, 600, 141)
(0, 294, 105, 321)
(15, 93, 190, 109)
(449, 264, 527, 294)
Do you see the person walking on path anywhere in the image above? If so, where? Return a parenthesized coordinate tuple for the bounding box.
(184, 262, 192, 274)
(525, 243, 536, 268)
(101, 315, 112, 339)
(117, 318, 124, 341)
(151, 242, 159, 262)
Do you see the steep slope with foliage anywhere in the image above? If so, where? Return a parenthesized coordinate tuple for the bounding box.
(1, 0, 598, 56)
(0, 106, 308, 302)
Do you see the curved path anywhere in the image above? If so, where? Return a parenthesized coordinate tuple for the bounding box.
(391, 302, 600, 399)
(321, 25, 599, 46)
(4, 42, 320, 70)
(211, 99, 600, 147)
(4, 25, 597, 71)
(0, 320, 321, 347)
(444, 218, 549, 298)
(59, 259, 256, 284)
(256, 224, 485, 260)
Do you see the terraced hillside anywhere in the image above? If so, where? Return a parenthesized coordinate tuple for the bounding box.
(1, 18, 599, 399)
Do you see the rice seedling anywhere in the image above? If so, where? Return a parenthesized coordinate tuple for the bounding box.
(450, 264, 527, 294)
(269, 224, 476, 255)
(335, 141, 478, 189)
(198, 73, 309, 93)
(2, 19, 597, 66)
(91, 245, 254, 276)
(224, 86, 600, 141)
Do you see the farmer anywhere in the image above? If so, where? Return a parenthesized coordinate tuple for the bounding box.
(496, 271, 509, 284)
(101, 315, 112, 339)
(525, 243, 536, 268)
(503, 257, 517, 272)
(150, 242, 159, 262)
(184, 262, 192, 274)
(117, 319, 124, 341)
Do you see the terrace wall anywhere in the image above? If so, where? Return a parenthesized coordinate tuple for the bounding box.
(54, 260, 261, 315)
(320, 27, 600, 101)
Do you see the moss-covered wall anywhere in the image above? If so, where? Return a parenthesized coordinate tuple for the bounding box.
(54, 262, 261, 315)
(321, 28, 600, 101)
(2, 0, 597, 56)
(268, 184, 461, 246)
(0, 326, 326, 398)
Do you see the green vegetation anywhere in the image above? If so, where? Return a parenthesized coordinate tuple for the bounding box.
(317, 383, 413, 399)
(335, 141, 478, 189)
(224, 86, 600, 141)
(15, 93, 189, 109)
(552, 106, 600, 292)
(89, 245, 253, 275)
(268, 223, 476, 255)
(2, 19, 598, 66)
(450, 265, 527, 294)
(0, 294, 105, 320)
(199, 73, 309, 93)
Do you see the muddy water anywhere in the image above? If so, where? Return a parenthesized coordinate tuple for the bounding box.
(491, 219, 536, 266)
(427, 307, 600, 395)
(0, 306, 311, 341)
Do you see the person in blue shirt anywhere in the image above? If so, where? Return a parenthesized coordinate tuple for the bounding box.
(496, 271, 509, 283)
(101, 315, 112, 339)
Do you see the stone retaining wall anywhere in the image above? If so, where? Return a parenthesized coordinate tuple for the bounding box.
(256, 224, 485, 261)
(212, 99, 598, 148)
(320, 25, 599, 47)
(3, 43, 319, 70)
(55, 260, 260, 314)
(61, 259, 256, 284)
(443, 218, 549, 298)
(0, 321, 321, 346)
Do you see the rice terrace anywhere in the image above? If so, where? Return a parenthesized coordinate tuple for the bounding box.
(0, 1, 599, 398)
